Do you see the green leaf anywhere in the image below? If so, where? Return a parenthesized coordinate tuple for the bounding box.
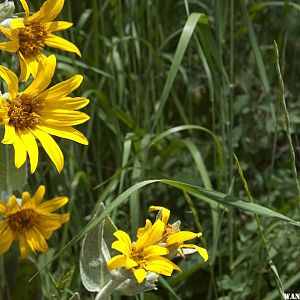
(152, 13, 205, 130)
(35, 179, 300, 280)
(79, 203, 117, 292)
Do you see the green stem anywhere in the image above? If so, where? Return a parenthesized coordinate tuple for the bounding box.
(274, 41, 300, 218)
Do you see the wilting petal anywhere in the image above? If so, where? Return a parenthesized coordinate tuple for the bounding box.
(179, 244, 208, 262)
(148, 205, 170, 224)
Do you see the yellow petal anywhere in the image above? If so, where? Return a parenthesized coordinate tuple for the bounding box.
(133, 268, 147, 284)
(25, 228, 48, 254)
(40, 110, 90, 126)
(44, 21, 73, 32)
(36, 125, 88, 145)
(125, 257, 138, 269)
(179, 244, 208, 262)
(18, 234, 30, 258)
(0, 66, 18, 98)
(32, 185, 45, 206)
(26, 56, 39, 78)
(10, 18, 25, 29)
(21, 191, 31, 205)
(134, 219, 153, 251)
(36, 213, 69, 238)
(7, 195, 20, 211)
(2, 125, 16, 144)
(0, 25, 19, 40)
(36, 196, 68, 213)
(0, 39, 19, 53)
(42, 116, 90, 127)
(107, 255, 126, 270)
(29, 0, 64, 23)
(42, 97, 90, 110)
(44, 34, 81, 56)
(12, 135, 27, 169)
(144, 245, 169, 259)
(0, 201, 7, 214)
(112, 240, 132, 257)
(146, 257, 181, 275)
(167, 231, 202, 245)
(18, 51, 31, 82)
(37, 74, 83, 101)
(0, 227, 14, 255)
(144, 219, 165, 247)
(31, 128, 64, 172)
(114, 230, 132, 246)
(20, 0, 30, 18)
(148, 205, 170, 224)
(23, 55, 56, 97)
(18, 128, 38, 173)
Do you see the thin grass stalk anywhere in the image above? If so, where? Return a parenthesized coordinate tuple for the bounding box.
(274, 41, 300, 217)
(234, 154, 285, 299)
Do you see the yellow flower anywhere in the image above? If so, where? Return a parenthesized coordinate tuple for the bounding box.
(0, 0, 81, 81)
(0, 54, 89, 173)
(148, 206, 208, 262)
(107, 219, 181, 284)
(0, 185, 69, 258)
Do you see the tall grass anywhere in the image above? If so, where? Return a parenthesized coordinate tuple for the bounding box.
(13, 0, 300, 299)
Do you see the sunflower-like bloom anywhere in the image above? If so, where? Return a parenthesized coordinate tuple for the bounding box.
(0, 54, 89, 173)
(147, 206, 208, 261)
(0, 0, 81, 81)
(107, 219, 181, 284)
(0, 185, 69, 258)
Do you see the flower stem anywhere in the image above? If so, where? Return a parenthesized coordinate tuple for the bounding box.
(95, 279, 123, 300)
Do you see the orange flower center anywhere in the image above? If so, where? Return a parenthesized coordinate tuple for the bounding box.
(8, 208, 37, 232)
(8, 94, 40, 128)
(19, 21, 47, 57)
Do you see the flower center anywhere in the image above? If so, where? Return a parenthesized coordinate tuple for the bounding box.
(131, 249, 147, 268)
(8, 209, 37, 232)
(18, 21, 47, 57)
(8, 94, 40, 128)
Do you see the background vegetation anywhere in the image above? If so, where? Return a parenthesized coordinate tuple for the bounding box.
(6, 0, 300, 299)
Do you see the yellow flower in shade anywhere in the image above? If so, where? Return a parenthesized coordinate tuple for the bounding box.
(148, 206, 208, 262)
(0, 54, 89, 173)
(0, 0, 81, 81)
(0, 185, 69, 258)
(107, 219, 181, 284)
